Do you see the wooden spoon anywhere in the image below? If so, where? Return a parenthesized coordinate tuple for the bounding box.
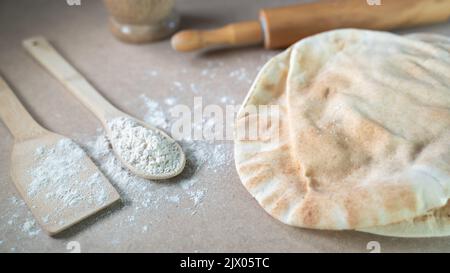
(0, 76, 120, 235)
(23, 36, 186, 180)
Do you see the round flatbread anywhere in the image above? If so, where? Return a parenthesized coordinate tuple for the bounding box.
(234, 29, 450, 231)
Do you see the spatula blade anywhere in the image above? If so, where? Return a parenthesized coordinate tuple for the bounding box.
(10, 134, 120, 235)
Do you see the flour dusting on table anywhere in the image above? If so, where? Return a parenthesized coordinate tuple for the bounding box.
(21, 219, 40, 237)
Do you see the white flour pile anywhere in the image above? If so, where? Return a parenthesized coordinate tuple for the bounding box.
(107, 117, 183, 177)
(27, 139, 110, 226)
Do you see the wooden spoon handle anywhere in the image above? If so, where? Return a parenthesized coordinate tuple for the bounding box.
(23, 36, 120, 122)
(0, 76, 47, 140)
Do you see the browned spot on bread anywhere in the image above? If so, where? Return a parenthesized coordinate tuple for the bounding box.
(410, 142, 426, 161)
(381, 183, 418, 218)
(343, 189, 372, 228)
(243, 168, 273, 191)
(323, 87, 331, 98)
(297, 194, 322, 227)
(270, 194, 292, 219)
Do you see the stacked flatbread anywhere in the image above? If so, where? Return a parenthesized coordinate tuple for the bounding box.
(234, 29, 450, 237)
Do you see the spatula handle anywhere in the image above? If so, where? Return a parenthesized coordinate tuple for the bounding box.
(0, 76, 47, 140)
(23, 37, 120, 122)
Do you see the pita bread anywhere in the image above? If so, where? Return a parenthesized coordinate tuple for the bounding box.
(356, 33, 450, 237)
(234, 29, 450, 231)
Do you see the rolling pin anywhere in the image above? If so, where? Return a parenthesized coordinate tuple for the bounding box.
(171, 0, 450, 52)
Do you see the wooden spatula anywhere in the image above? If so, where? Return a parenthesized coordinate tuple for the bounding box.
(0, 76, 120, 236)
(171, 0, 450, 52)
(23, 36, 186, 180)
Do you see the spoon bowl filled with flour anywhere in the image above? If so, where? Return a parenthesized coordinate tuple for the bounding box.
(107, 117, 186, 180)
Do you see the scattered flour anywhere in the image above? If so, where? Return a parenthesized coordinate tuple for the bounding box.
(9, 196, 22, 205)
(145, 70, 159, 77)
(173, 81, 183, 90)
(21, 219, 40, 237)
(199, 61, 224, 79)
(41, 215, 50, 224)
(26, 138, 111, 227)
(142, 225, 148, 233)
(228, 67, 252, 83)
(166, 195, 180, 204)
(201, 69, 211, 77)
(190, 83, 200, 94)
(107, 117, 184, 177)
(220, 96, 236, 105)
(187, 189, 206, 207)
(28, 139, 85, 198)
(164, 97, 177, 106)
(140, 94, 170, 129)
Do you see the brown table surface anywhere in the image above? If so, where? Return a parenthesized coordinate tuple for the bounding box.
(1, 0, 449, 253)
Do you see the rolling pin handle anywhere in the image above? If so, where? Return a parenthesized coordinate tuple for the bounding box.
(171, 21, 263, 52)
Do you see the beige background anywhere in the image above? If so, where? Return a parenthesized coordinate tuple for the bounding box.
(0, 0, 449, 253)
